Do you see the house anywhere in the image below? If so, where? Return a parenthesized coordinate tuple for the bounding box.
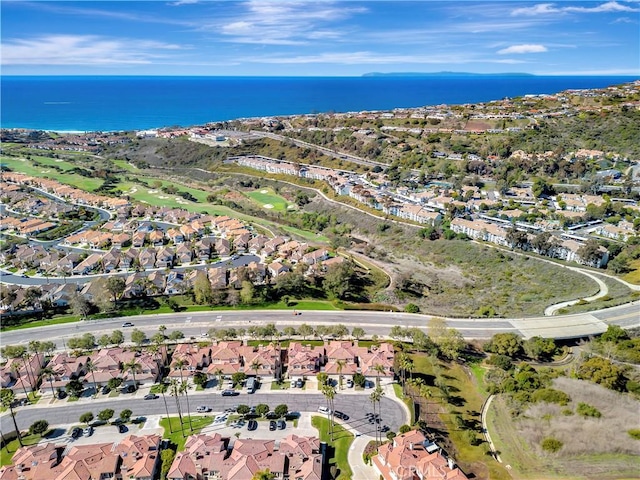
(72, 253, 102, 275)
(155, 247, 175, 268)
(138, 248, 156, 270)
(169, 344, 212, 379)
(38, 352, 88, 394)
(167, 433, 228, 480)
(175, 243, 193, 264)
(287, 343, 324, 380)
(373, 430, 468, 480)
(301, 248, 329, 266)
(268, 261, 290, 278)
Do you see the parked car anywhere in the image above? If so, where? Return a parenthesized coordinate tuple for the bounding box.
(265, 411, 279, 419)
(83, 426, 94, 437)
(196, 405, 211, 413)
(222, 389, 238, 396)
(247, 420, 258, 431)
(296, 379, 304, 388)
(71, 427, 82, 439)
(101, 386, 111, 395)
(118, 424, 128, 433)
(346, 379, 354, 388)
(144, 394, 158, 400)
(334, 411, 349, 421)
(277, 420, 286, 430)
(317, 406, 331, 415)
(122, 322, 134, 327)
(269, 420, 277, 431)
(214, 414, 228, 424)
(121, 385, 136, 394)
(57, 390, 67, 400)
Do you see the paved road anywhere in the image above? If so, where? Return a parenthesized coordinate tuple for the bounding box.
(2, 302, 639, 349)
(0, 391, 406, 439)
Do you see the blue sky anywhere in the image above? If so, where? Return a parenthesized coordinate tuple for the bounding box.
(2, 1, 639, 76)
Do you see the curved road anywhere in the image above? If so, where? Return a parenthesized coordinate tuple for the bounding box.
(0, 391, 406, 440)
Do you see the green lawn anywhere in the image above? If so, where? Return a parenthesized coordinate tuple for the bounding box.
(311, 415, 354, 480)
(1, 432, 47, 466)
(246, 188, 290, 212)
(159, 416, 213, 451)
(0, 156, 104, 191)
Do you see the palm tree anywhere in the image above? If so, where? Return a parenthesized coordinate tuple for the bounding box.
(28, 341, 43, 390)
(158, 382, 173, 433)
(10, 362, 29, 404)
(373, 363, 386, 387)
(0, 389, 22, 447)
(20, 353, 37, 396)
(213, 368, 224, 390)
(122, 359, 141, 391)
(169, 379, 184, 437)
(173, 359, 193, 432)
(180, 380, 194, 432)
(250, 360, 262, 379)
(398, 354, 414, 395)
(370, 385, 385, 445)
(336, 359, 346, 390)
(85, 359, 98, 397)
(321, 383, 336, 441)
(40, 366, 57, 398)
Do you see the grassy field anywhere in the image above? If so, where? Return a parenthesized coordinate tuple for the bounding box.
(556, 273, 639, 315)
(246, 188, 291, 211)
(1, 156, 105, 191)
(159, 416, 213, 451)
(311, 415, 354, 480)
(408, 353, 511, 480)
(487, 377, 640, 480)
(622, 258, 640, 285)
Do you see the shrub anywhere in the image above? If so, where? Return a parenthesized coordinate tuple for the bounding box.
(561, 408, 574, 416)
(404, 303, 420, 313)
(531, 388, 571, 406)
(628, 429, 640, 440)
(398, 424, 412, 434)
(576, 402, 602, 418)
(541, 437, 563, 453)
(487, 354, 513, 371)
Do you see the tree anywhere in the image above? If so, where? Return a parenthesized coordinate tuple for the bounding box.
(40, 366, 57, 397)
(79, 412, 94, 426)
(169, 330, 185, 341)
(97, 408, 115, 422)
(232, 372, 247, 386)
(193, 372, 208, 389)
(131, 329, 147, 347)
(323, 261, 355, 300)
(250, 360, 262, 378)
(193, 272, 214, 305)
(351, 327, 366, 340)
(370, 385, 385, 444)
(29, 420, 49, 437)
(85, 359, 99, 397)
(532, 177, 555, 198)
(240, 281, 256, 305)
(576, 356, 627, 391)
(332, 324, 349, 339)
(322, 383, 337, 441)
(429, 317, 465, 360)
(577, 239, 604, 267)
(237, 404, 250, 416)
(484, 333, 523, 358)
(336, 359, 346, 389)
(105, 276, 126, 308)
(1, 389, 22, 446)
(67, 333, 96, 351)
(107, 377, 123, 390)
(523, 336, 557, 361)
(274, 404, 288, 418)
(70, 293, 92, 320)
(506, 227, 529, 250)
(110, 330, 125, 346)
(98, 334, 112, 347)
(66, 379, 84, 398)
(119, 409, 133, 422)
(252, 469, 275, 480)
(169, 379, 184, 436)
(255, 404, 270, 417)
(122, 359, 141, 391)
(298, 324, 314, 340)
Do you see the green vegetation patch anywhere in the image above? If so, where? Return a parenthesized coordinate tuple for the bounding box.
(159, 416, 213, 451)
(311, 415, 353, 480)
(246, 188, 290, 211)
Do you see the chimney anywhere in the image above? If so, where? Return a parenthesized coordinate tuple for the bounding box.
(409, 443, 414, 450)
(448, 457, 455, 470)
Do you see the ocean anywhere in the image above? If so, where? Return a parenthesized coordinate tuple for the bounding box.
(1, 75, 637, 132)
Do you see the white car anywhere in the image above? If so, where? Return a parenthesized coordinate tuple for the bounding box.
(196, 405, 211, 413)
(317, 406, 332, 415)
(214, 414, 228, 424)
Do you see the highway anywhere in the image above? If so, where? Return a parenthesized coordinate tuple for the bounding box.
(2, 302, 639, 350)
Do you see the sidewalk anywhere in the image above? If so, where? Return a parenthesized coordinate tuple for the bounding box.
(348, 434, 377, 480)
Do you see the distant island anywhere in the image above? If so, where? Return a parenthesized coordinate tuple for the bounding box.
(362, 71, 535, 77)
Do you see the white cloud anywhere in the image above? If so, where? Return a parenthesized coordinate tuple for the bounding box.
(169, 0, 198, 5)
(217, 1, 365, 45)
(498, 44, 548, 54)
(512, 1, 638, 16)
(1, 35, 185, 65)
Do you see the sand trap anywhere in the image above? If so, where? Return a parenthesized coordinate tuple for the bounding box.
(128, 187, 138, 194)
(54, 159, 64, 162)
(260, 189, 268, 194)
(287, 205, 296, 210)
(40, 170, 51, 173)
(263, 204, 274, 209)
(158, 195, 168, 199)
(147, 189, 158, 194)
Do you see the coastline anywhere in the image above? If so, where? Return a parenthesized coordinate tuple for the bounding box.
(2, 75, 638, 133)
